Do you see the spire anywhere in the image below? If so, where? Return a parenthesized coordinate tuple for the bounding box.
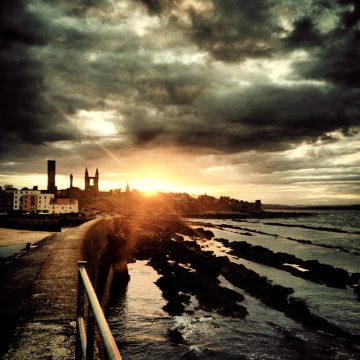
(95, 168, 99, 175)
(126, 182, 130, 193)
(70, 173, 73, 188)
(85, 167, 88, 176)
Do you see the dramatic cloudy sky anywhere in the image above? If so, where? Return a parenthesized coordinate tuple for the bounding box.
(1, 0, 359, 204)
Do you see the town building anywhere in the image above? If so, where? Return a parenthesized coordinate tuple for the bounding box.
(0, 160, 95, 214)
(14, 188, 41, 211)
(49, 198, 79, 214)
(22, 194, 37, 213)
(37, 193, 55, 213)
(16, 189, 55, 214)
(0, 186, 14, 213)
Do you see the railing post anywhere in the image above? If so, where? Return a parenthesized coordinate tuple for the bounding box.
(76, 261, 87, 360)
(86, 306, 95, 359)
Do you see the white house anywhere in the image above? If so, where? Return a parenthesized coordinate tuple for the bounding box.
(12, 189, 55, 213)
(37, 193, 55, 213)
(49, 198, 79, 214)
(13, 189, 40, 211)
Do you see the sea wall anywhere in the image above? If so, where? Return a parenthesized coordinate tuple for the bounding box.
(80, 215, 129, 307)
(2, 215, 129, 359)
(0, 217, 61, 231)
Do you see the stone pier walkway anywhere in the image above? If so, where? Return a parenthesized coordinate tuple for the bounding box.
(1, 218, 99, 359)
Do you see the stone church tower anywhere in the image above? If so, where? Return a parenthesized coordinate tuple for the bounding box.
(84, 167, 99, 195)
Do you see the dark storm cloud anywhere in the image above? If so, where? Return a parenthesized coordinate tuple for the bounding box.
(0, 0, 48, 47)
(127, 0, 360, 154)
(141, 0, 282, 62)
(41, 0, 111, 16)
(124, 80, 359, 153)
(134, 62, 209, 105)
(294, 35, 360, 88)
(285, 0, 360, 88)
(0, 0, 78, 159)
(285, 17, 323, 48)
(1, 0, 359, 167)
(141, 0, 360, 89)
(139, 0, 168, 14)
(189, 0, 282, 62)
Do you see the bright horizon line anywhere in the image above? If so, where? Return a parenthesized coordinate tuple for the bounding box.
(1, 167, 359, 207)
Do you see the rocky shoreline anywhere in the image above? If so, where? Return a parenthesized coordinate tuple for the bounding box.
(217, 238, 359, 290)
(110, 214, 360, 345)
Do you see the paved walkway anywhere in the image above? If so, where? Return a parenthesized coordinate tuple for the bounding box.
(1, 218, 100, 359)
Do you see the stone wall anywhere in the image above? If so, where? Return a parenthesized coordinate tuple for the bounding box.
(81, 215, 129, 308)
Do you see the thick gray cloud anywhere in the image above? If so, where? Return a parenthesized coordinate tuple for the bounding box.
(142, 0, 282, 62)
(141, 0, 360, 87)
(0, 0, 79, 157)
(119, 81, 359, 153)
(0, 0, 359, 203)
(285, 0, 360, 87)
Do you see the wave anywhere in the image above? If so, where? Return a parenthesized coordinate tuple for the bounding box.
(216, 238, 359, 290)
(264, 222, 360, 235)
(178, 347, 243, 360)
(201, 223, 360, 257)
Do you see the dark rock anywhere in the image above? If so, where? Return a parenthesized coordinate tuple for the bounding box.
(218, 238, 352, 289)
(194, 227, 214, 239)
(167, 328, 186, 344)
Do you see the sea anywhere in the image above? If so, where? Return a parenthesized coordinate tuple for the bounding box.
(107, 210, 360, 359)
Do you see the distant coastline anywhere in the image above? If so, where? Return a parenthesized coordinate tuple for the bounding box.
(183, 210, 314, 219)
(262, 204, 360, 211)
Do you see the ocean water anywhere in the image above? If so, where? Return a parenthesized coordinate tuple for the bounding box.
(107, 210, 360, 359)
(0, 243, 26, 258)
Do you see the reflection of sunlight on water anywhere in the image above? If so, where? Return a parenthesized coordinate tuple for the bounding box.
(108, 261, 189, 359)
(126, 260, 167, 318)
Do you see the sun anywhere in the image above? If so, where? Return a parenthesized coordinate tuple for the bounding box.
(131, 177, 206, 197)
(133, 177, 166, 195)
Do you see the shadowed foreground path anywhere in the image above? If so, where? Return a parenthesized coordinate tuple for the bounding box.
(1, 218, 100, 359)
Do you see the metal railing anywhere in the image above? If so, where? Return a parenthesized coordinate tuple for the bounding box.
(76, 261, 122, 360)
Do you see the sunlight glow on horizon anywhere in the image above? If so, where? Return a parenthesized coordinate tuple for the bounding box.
(106, 177, 209, 197)
(1, 135, 359, 205)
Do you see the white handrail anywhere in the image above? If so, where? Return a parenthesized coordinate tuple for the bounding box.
(76, 261, 122, 360)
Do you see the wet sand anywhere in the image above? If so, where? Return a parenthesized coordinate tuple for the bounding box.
(0, 228, 55, 247)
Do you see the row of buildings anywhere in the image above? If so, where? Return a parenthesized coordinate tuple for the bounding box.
(0, 186, 79, 214)
(0, 160, 87, 215)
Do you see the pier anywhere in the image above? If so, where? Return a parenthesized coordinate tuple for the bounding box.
(0, 216, 125, 359)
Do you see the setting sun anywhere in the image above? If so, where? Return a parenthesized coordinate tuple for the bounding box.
(132, 177, 174, 195)
(126, 176, 207, 197)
